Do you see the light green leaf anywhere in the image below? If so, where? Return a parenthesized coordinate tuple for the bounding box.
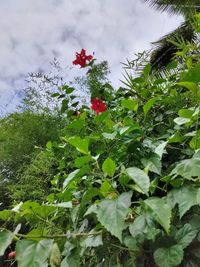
(143, 98, 157, 116)
(63, 169, 80, 189)
(168, 131, 182, 143)
(81, 232, 103, 248)
(67, 136, 89, 155)
(126, 167, 150, 195)
(0, 210, 13, 220)
(176, 81, 197, 91)
(49, 243, 61, 267)
(102, 132, 117, 140)
(174, 117, 191, 125)
(178, 109, 194, 118)
(46, 141, 52, 149)
(189, 136, 200, 150)
(144, 197, 171, 233)
(154, 245, 183, 267)
(102, 158, 116, 177)
(75, 156, 92, 168)
(26, 228, 48, 241)
(119, 126, 130, 135)
(16, 239, 53, 267)
(155, 141, 167, 159)
(121, 98, 138, 111)
(171, 156, 200, 179)
(0, 230, 14, 256)
(95, 192, 132, 241)
(48, 202, 72, 208)
(100, 179, 113, 196)
(175, 224, 197, 249)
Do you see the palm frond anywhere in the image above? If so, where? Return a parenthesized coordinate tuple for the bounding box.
(143, 0, 200, 16)
(150, 22, 195, 70)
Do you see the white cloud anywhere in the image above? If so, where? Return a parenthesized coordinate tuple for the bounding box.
(0, 0, 183, 115)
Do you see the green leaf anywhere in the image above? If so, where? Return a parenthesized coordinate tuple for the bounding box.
(189, 136, 200, 150)
(48, 202, 72, 208)
(154, 141, 167, 159)
(143, 64, 151, 77)
(171, 155, 200, 179)
(16, 239, 53, 267)
(67, 119, 85, 131)
(121, 98, 138, 111)
(46, 141, 52, 149)
(142, 155, 161, 175)
(102, 132, 117, 140)
(175, 224, 197, 249)
(95, 192, 132, 241)
(0, 230, 15, 256)
(126, 167, 150, 195)
(67, 136, 89, 155)
(100, 179, 113, 196)
(168, 131, 182, 143)
(61, 250, 80, 267)
(129, 212, 160, 241)
(174, 117, 191, 125)
(49, 243, 61, 267)
(26, 228, 48, 241)
(154, 245, 183, 267)
(75, 156, 92, 168)
(181, 62, 200, 83)
(0, 210, 13, 220)
(143, 98, 157, 116)
(63, 86, 74, 94)
(61, 99, 69, 113)
(176, 81, 197, 91)
(102, 158, 116, 177)
(81, 232, 103, 248)
(63, 169, 80, 189)
(167, 186, 200, 218)
(144, 197, 171, 233)
(178, 109, 194, 118)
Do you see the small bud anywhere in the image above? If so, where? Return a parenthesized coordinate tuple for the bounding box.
(8, 251, 16, 259)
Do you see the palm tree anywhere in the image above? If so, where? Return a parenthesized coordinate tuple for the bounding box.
(143, 0, 200, 70)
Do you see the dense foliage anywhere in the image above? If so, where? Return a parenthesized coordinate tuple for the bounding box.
(0, 15, 200, 267)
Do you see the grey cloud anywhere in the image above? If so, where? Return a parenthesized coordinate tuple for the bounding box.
(0, 0, 183, 115)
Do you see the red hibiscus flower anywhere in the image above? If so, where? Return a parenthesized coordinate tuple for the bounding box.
(72, 49, 93, 68)
(8, 251, 16, 259)
(91, 98, 107, 115)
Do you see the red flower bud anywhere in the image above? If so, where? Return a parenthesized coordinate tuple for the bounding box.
(8, 251, 16, 259)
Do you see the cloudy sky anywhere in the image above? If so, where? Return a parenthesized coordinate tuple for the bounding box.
(0, 0, 183, 115)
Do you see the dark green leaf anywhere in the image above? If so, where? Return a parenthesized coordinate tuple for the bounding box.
(175, 224, 197, 249)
